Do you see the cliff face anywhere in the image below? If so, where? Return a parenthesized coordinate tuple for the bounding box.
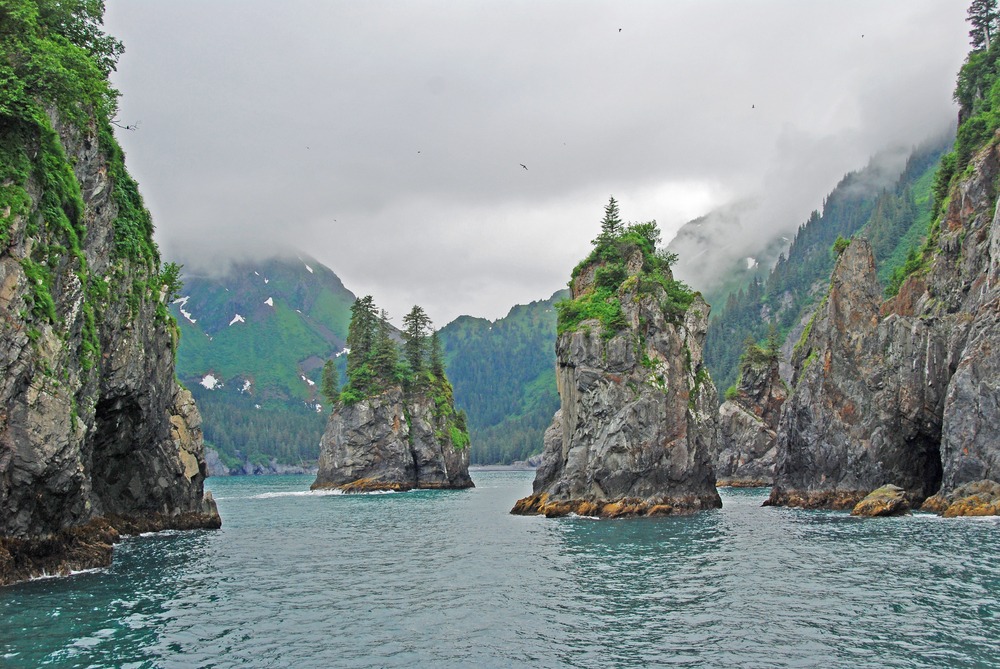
(767, 240, 948, 509)
(312, 386, 473, 491)
(715, 358, 786, 486)
(512, 251, 721, 518)
(0, 115, 219, 585)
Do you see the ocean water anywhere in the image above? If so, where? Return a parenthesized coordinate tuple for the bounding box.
(2, 472, 999, 668)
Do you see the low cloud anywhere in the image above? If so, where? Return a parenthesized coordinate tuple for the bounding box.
(106, 1, 968, 325)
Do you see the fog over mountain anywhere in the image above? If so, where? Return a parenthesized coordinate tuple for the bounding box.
(104, 1, 967, 325)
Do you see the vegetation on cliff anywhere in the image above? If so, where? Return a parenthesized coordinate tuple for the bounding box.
(340, 295, 469, 450)
(557, 197, 695, 336)
(1, 0, 180, 370)
(704, 138, 949, 393)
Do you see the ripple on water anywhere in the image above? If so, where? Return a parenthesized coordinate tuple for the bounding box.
(1, 474, 998, 668)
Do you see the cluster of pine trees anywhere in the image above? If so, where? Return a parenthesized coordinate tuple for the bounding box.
(332, 297, 448, 405)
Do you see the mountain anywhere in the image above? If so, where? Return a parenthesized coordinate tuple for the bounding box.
(701, 133, 953, 394)
(170, 255, 567, 468)
(438, 290, 567, 464)
(169, 255, 355, 469)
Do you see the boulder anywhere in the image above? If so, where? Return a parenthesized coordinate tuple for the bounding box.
(921, 479, 1000, 517)
(850, 485, 911, 517)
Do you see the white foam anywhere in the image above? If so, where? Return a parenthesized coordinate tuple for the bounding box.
(315, 403, 323, 412)
(265, 297, 274, 307)
(336, 347, 350, 357)
(241, 379, 252, 393)
(229, 314, 245, 326)
(200, 374, 219, 390)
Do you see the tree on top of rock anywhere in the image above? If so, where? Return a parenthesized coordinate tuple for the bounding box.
(969, 0, 999, 50)
(594, 196, 623, 247)
(402, 305, 432, 375)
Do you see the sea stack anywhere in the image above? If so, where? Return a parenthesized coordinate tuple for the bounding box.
(312, 300, 472, 492)
(0, 8, 219, 586)
(511, 199, 721, 518)
(714, 338, 787, 487)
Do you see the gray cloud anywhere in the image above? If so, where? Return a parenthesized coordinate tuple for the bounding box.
(104, 0, 968, 326)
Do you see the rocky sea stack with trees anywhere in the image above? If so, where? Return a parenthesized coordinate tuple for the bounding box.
(0, 2, 219, 587)
(312, 298, 473, 492)
(512, 199, 721, 518)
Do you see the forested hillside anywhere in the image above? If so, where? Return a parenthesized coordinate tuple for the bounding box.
(439, 291, 567, 464)
(703, 135, 952, 393)
(170, 255, 354, 468)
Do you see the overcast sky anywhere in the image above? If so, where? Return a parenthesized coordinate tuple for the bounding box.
(104, 1, 968, 326)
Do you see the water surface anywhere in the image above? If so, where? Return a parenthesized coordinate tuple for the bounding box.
(2, 472, 998, 667)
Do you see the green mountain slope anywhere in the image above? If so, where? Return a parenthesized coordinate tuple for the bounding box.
(170, 254, 355, 467)
(703, 134, 952, 394)
(439, 290, 568, 464)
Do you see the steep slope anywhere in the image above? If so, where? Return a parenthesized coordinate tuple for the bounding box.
(768, 36, 1000, 511)
(512, 207, 720, 518)
(702, 137, 952, 394)
(438, 290, 566, 464)
(0, 3, 218, 585)
(169, 255, 354, 468)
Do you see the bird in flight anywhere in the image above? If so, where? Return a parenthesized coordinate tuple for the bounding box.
(619, 28, 622, 32)
(520, 163, 528, 170)
(752, 105, 754, 109)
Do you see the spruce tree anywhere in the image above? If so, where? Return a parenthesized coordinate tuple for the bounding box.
(596, 195, 623, 247)
(371, 309, 400, 383)
(969, 0, 999, 50)
(321, 359, 339, 405)
(345, 296, 377, 376)
(429, 330, 444, 377)
(402, 305, 432, 376)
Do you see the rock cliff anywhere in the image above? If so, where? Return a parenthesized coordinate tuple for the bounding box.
(1, 29, 219, 582)
(715, 357, 786, 486)
(512, 235, 721, 518)
(768, 132, 1000, 511)
(766, 240, 948, 509)
(312, 386, 473, 491)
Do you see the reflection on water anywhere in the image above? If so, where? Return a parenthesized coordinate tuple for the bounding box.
(1, 473, 998, 668)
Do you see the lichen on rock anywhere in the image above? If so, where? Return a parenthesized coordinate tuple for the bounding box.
(851, 485, 912, 517)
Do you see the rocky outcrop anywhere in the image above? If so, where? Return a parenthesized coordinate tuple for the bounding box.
(715, 357, 786, 486)
(850, 485, 911, 517)
(0, 113, 219, 585)
(512, 251, 721, 518)
(769, 134, 1000, 511)
(921, 480, 1000, 517)
(312, 386, 473, 491)
(766, 240, 948, 509)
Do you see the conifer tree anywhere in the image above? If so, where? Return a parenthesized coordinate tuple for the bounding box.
(402, 305, 432, 375)
(345, 296, 377, 376)
(321, 359, 339, 405)
(968, 0, 999, 50)
(429, 330, 444, 377)
(371, 309, 400, 382)
(595, 195, 623, 246)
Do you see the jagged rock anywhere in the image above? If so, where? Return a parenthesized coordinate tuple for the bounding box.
(0, 112, 219, 585)
(850, 484, 911, 517)
(312, 387, 473, 492)
(715, 357, 786, 486)
(512, 251, 721, 518)
(921, 480, 1000, 517)
(766, 240, 948, 509)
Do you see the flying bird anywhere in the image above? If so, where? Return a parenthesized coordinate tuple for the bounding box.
(619, 28, 621, 32)
(520, 163, 528, 170)
(752, 105, 754, 108)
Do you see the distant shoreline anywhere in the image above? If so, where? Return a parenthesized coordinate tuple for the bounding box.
(469, 465, 537, 472)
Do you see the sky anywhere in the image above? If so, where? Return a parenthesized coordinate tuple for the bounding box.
(103, 1, 969, 327)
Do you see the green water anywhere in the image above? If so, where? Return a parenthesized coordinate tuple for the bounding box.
(2, 472, 998, 667)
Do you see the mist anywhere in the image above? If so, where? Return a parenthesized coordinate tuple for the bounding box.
(103, 1, 968, 326)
